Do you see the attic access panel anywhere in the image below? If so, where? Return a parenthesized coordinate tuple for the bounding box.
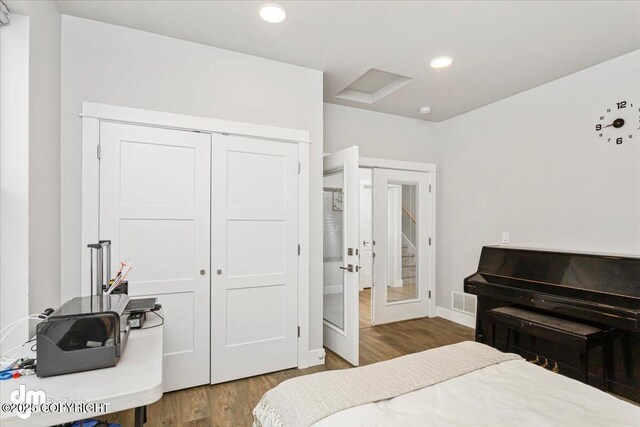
(336, 68, 412, 104)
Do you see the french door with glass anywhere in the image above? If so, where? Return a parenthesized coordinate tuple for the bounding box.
(372, 168, 433, 325)
(323, 146, 360, 366)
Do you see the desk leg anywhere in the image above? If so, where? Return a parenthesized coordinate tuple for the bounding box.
(134, 405, 147, 427)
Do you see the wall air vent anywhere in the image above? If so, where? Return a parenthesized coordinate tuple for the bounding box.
(452, 291, 464, 311)
(336, 68, 413, 104)
(452, 291, 477, 316)
(464, 293, 477, 315)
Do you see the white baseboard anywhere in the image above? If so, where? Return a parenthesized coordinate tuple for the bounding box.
(308, 348, 326, 367)
(436, 306, 476, 329)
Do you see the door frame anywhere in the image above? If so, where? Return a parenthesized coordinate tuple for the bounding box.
(358, 157, 437, 319)
(78, 102, 313, 369)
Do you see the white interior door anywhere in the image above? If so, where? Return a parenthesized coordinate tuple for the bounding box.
(359, 168, 373, 290)
(99, 122, 211, 392)
(211, 134, 299, 384)
(323, 146, 359, 366)
(372, 168, 433, 325)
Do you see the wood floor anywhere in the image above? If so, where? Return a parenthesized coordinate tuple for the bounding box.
(359, 287, 372, 328)
(360, 287, 420, 326)
(107, 292, 473, 426)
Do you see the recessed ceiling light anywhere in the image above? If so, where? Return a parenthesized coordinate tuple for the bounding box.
(430, 56, 453, 69)
(419, 106, 432, 114)
(260, 4, 287, 23)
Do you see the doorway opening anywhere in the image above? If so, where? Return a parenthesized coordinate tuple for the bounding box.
(323, 149, 436, 366)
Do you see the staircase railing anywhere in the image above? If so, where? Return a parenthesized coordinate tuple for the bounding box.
(402, 205, 416, 223)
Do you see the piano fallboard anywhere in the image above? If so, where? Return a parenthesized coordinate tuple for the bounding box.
(465, 276, 639, 331)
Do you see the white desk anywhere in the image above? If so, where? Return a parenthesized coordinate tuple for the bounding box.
(1, 311, 163, 426)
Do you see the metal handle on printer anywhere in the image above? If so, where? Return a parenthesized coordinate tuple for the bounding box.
(99, 240, 111, 287)
(88, 240, 111, 296)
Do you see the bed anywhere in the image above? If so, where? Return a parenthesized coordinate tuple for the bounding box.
(253, 341, 639, 427)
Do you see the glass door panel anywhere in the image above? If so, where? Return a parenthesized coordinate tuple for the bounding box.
(386, 183, 418, 303)
(323, 171, 345, 330)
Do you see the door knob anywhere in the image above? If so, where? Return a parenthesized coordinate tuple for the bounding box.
(216, 269, 222, 275)
(339, 264, 354, 273)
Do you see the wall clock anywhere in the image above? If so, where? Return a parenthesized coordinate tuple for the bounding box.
(595, 100, 639, 145)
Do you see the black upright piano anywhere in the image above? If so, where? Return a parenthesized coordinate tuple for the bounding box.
(465, 246, 640, 402)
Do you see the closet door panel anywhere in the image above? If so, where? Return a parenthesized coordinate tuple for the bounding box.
(99, 122, 211, 392)
(211, 134, 299, 384)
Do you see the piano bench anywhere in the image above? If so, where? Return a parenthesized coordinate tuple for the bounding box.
(488, 306, 613, 390)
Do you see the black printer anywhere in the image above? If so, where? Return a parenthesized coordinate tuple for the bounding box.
(36, 294, 131, 377)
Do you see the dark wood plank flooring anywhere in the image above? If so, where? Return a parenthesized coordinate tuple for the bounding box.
(107, 291, 473, 426)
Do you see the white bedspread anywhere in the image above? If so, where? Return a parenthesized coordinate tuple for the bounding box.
(254, 342, 519, 427)
(314, 360, 640, 427)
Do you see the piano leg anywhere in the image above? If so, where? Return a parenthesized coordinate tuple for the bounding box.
(492, 321, 512, 353)
(491, 322, 496, 347)
(603, 340, 613, 391)
(621, 338, 634, 380)
(578, 341, 589, 385)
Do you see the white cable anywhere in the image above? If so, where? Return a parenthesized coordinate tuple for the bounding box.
(0, 315, 41, 335)
(0, 342, 28, 361)
(0, 315, 42, 344)
(0, 314, 41, 334)
(0, 1, 10, 26)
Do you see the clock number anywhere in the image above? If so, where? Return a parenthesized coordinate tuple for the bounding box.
(595, 124, 602, 131)
(600, 116, 605, 120)
(617, 101, 627, 109)
(616, 137, 623, 145)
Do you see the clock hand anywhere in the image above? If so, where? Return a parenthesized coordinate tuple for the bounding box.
(602, 118, 625, 129)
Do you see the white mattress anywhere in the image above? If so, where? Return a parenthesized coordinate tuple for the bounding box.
(314, 360, 640, 427)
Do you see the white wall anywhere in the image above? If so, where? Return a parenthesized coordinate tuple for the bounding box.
(0, 13, 30, 353)
(324, 103, 440, 162)
(436, 50, 640, 311)
(5, 1, 62, 319)
(60, 16, 325, 353)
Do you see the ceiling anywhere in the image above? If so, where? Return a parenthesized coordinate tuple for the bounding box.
(56, 1, 640, 122)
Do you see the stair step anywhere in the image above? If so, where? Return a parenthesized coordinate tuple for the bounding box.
(403, 264, 416, 269)
(403, 275, 416, 279)
(402, 254, 415, 258)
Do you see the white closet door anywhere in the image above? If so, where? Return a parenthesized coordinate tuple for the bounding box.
(99, 122, 211, 392)
(211, 134, 299, 384)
